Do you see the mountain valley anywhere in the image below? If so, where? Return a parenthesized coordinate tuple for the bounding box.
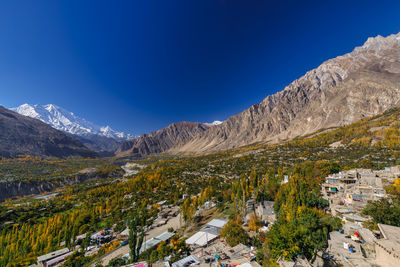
(2, 32, 400, 267)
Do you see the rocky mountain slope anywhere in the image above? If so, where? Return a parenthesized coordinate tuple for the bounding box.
(171, 32, 400, 153)
(12, 104, 134, 152)
(116, 121, 209, 157)
(0, 106, 96, 158)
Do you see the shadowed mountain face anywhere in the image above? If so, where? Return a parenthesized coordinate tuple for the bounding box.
(0, 106, 96, 158)
(170, 32, 400, 153)
(115, 122, 209, 157)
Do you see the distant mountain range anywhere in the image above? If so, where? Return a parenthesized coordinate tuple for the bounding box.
(10, 104, 225, 157)
(11, 104, 135, 153)
(0, 106, 96, 158)
(5, 32, 400, 159)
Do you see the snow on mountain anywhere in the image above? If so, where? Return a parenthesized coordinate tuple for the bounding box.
(204, 120, 223, 126)
(11, 104, 134, 140)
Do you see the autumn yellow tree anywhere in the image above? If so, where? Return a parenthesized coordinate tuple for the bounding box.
(248, 213, 262, 232)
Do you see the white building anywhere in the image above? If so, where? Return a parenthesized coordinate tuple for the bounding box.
(185, 218, 228, 247)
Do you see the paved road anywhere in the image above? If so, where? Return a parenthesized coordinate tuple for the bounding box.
(100, 213, 182, 266)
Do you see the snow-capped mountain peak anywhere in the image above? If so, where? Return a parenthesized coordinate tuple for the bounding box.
(204, 120, 223, 126)
(11, 104, 134, 141)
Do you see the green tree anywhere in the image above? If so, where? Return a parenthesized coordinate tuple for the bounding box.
(220, 219, 249, 247)
(82, 234, 91, 251)
(107, 257, 128, 267)
(267, 207, 341, 261)
(64, 225, 72, 250)
(129, 208, 147, 263)
(362, 198, 400, 227)
(267, 166, 341, 261)
(150, 250, 159, 263)
(63, 250, 91, 267)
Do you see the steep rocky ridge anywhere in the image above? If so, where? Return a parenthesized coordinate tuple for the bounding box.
(171, 32, 400, 153)
(116, 121, 209, 157)
(0, 106, 96, 158)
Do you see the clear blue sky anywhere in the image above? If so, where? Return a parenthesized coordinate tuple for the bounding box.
(1, 0, 399, 135)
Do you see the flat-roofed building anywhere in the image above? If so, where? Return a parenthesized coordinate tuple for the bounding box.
(256, 201, 276, 222)
(375, 224, 400, 267)
(206, 218, 228, 229)
(185, 218, 228, 247)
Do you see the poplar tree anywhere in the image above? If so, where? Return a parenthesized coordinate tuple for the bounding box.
(129, 207, 146, 263)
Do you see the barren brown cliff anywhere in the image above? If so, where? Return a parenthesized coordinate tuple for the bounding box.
(115, 121, 209, 157)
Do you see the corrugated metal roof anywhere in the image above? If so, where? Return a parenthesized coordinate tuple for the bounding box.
(156, 231, 175, 241)
(172, 255, 200, 267)
(45, 251, 73, 265)
(207, 218, 228, 229)
(139, 231, 175, 253)
(140, 238, 160, 252)
(37, 248, 70, 262)
(200, 225, 220, 235)
(185, 231, 218, 246)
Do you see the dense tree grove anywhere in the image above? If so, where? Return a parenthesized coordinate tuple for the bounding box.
(181, 186, 213, 224)
(266, 164, 342, 261)
(0, 165, 180, 266)
(0, 209, 99, 265)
